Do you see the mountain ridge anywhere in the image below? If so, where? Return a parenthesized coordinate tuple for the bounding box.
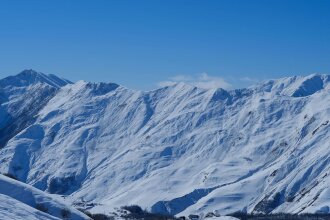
(0, 70, 330, 217)
(0, 69, 72, 89)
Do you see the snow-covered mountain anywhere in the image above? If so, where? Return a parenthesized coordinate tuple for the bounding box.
(1, 70, 330, 217)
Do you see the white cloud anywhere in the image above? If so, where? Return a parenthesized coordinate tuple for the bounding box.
(239, 76, 260, 83)
(158, 73, 232, 90)
(170, 75, 193, 81)
(158, 80, 178, 87)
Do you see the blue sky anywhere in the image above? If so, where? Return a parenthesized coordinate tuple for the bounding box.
(0, 0, 329, 90)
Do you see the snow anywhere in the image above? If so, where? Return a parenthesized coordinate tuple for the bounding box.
(0, 193, 60, 220)
(0, 69, 72, 89)
(0, 174, 90, 219)
(1, 70, 330, 217)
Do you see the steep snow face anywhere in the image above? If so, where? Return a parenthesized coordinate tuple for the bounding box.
(0, 70, 71, 148)
(0, 72, 330, 217)
(0, 174, 90, 220)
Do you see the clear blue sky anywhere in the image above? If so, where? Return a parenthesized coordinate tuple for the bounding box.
(0, 0, 329, 90)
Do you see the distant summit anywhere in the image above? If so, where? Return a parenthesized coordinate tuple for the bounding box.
(0, 69, 72, 89)
(253, 74, 330, 97)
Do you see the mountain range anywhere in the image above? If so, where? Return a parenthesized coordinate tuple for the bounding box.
(0, 69, 330, 218)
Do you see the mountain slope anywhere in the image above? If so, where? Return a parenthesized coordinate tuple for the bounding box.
(0, 193, 60, 220)
(0, 71, 330, 217)
(0, 174, 90, 220)
(0, 70, 71, 148)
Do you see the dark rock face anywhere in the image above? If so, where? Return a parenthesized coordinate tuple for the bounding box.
(253, 192, 283, 214)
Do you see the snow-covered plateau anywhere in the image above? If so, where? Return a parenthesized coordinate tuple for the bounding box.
(1, 70, 330, 219)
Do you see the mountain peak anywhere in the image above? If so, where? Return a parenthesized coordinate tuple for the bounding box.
(254, 73, 330, 97)
(0, 69, 72, 89)
(290, 74, 330, 97)
(18, 69, 40, 76)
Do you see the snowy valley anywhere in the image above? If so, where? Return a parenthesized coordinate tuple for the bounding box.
(0, 70, 330, 219)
